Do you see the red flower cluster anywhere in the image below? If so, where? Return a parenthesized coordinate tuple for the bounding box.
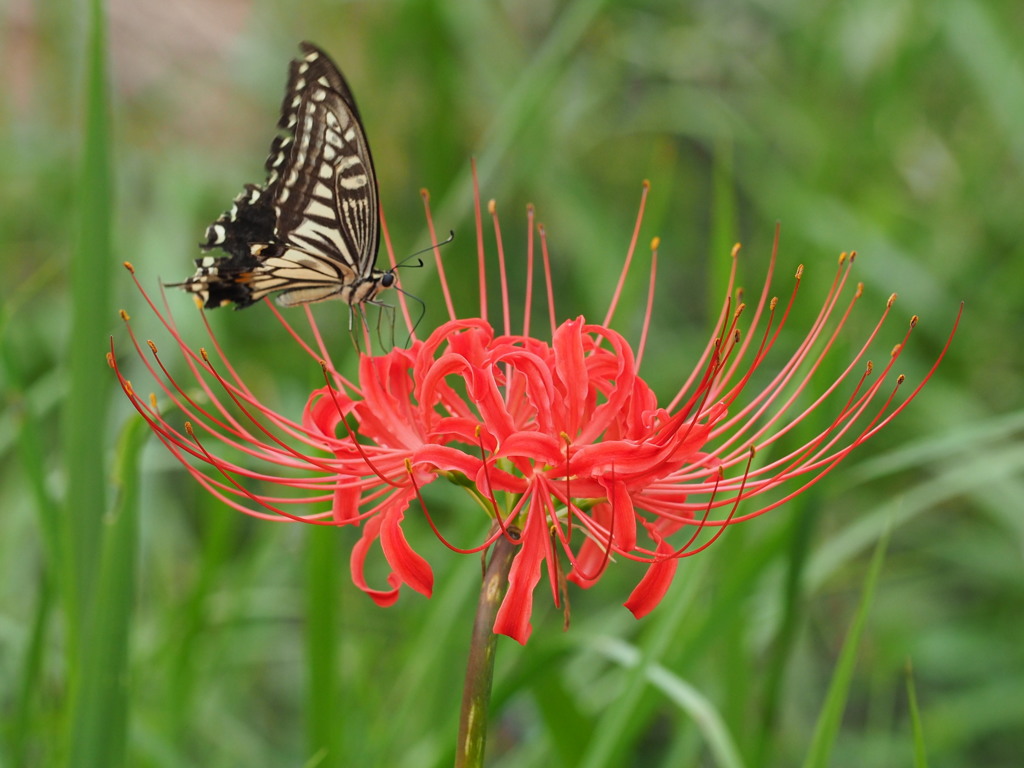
(110, 182, 959, 644)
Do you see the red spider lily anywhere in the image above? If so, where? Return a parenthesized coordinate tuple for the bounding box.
(109, 179, 960, 645)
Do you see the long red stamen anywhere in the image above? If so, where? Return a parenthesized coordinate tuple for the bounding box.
(668, 244, 742, 411)
(539, 223, 557, 336)
(421, 188, 457, 323)
(488, 199, 512, 337)
(634, 240, 658, 370)
(602, 180, 650, 328)
(472, 159, 488, 322)
(523, 203, 536, 338)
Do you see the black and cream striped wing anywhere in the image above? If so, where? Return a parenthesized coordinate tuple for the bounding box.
(176, 42, 386, 310)
(262, 41, 381, 306)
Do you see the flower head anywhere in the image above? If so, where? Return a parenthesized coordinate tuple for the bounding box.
(110, 179, 959, 644)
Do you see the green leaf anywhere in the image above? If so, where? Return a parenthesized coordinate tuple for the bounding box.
(801, 526, 890, 768)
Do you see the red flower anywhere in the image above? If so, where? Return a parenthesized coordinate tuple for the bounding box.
(110, 181, 959, 644)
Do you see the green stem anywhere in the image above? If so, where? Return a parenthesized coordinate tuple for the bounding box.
(455, 534, 517, 768)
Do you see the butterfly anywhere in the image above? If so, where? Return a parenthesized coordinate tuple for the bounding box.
(173, 42, 395, 315)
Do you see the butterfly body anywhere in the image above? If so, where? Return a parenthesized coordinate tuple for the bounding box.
(176, 42, 391, 312)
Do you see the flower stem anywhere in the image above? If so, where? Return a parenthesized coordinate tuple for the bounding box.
(455, 533, 517, 768)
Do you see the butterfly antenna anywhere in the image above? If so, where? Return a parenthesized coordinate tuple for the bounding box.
(392, 230, 455, 272)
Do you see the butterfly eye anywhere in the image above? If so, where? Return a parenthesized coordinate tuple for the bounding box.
(381, 272, 396, 288)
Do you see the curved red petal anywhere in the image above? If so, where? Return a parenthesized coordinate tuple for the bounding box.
(350, 516, 402, 607)
(379, 497, 433, 598)
(623, 522, 678, 619)
(493, 500, 547, 645)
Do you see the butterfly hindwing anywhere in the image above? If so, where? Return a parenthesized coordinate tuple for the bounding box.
(175, 42, 389, 311)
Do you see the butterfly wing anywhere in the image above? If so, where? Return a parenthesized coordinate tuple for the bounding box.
(180, 183, 278, 308)
(177, 42, 384, 310)
(263, 42, 381, 306)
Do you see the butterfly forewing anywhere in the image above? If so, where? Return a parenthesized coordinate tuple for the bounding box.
(175, 42, 388, 311)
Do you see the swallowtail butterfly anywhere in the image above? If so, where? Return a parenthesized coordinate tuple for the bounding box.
(173, 42, 393, 313)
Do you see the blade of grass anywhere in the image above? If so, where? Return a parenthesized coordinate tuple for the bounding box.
(62, 0, 113, 628)
(65, 0, 119, 763)
(6, 566, 54, 766)
(68, 412, 145, 768)
(306, 526, 342, 767)
(801, 523, 891, 768)
(590, 636, 745, 768)
(753, 497, 816, 765)
(0, 316, 61, 764)
(575, 557, 738, 768)
(163, 493, 244, 740)
(905, 660, 929, 768)
(529, 670, 593, 767)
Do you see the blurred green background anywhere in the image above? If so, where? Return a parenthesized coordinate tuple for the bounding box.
(2, 0, 1022, 766)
